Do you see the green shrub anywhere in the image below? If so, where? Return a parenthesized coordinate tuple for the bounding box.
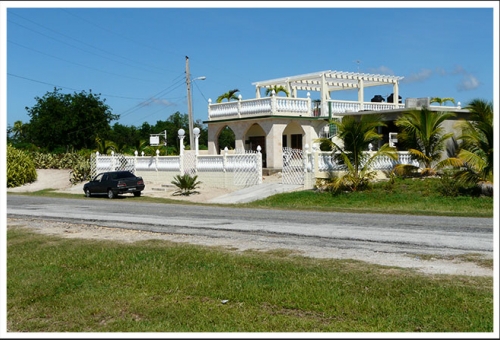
(436, 170, 482, 197)
(69, 158, 91, 185)
(171, 173, 202, 196)
(7, 144, 37, 188)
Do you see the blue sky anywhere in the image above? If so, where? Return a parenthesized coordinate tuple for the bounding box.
(2, 2, 498, 131)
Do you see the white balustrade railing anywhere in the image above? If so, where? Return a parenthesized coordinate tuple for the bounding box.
(314, 151, 419, 172)
(196, 155, 225, 172)
(274, 97, 310, 114)
(92, 150, 263, 176)
(239, 98, 272, 116)
(208, 96, 409, 121)
(363, 102, 405, 111)
(209, 95, 311, 120)
(328, 100, 361, 114)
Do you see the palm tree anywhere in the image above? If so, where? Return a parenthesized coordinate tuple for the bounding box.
(395, 107, 456, 175)
(316, 114, 397, 192)
(95, 137, 115, 155)
(430, 97, 456, 106)
(439, 99, 493, 191)
(11, 120, 26, 139)
(216, 89, 240, 103)
(132, 139, 149, 155)
(171, 173, 202, 196)
(265, 85, 289, 97)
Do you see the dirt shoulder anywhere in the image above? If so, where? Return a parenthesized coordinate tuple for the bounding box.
(7, 217, 493, 278)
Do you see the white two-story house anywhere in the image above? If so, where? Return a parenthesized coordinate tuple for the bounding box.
(204, 69, 470, 174)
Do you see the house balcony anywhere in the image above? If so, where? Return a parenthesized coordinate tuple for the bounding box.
(207, 94, 406, 121)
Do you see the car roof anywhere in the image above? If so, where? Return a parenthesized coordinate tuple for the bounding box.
(97, 171, 134, 176)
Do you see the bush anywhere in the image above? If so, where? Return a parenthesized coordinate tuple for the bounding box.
(171, 173, 201, 196)
(69, 158, 92, 185)
(7, 145, 37, 188)
(436, 170, 482, 197)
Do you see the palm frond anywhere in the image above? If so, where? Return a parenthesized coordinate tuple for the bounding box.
(171, 173, 202, 196)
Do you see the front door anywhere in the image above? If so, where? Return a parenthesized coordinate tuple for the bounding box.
(249, 136, 266, 168)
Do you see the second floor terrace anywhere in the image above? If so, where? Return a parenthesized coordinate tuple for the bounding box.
(206, 70, 462, 121)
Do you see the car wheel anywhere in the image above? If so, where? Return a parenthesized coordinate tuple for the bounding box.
(107, 189, 116, 199)
(133, 191, 141, 197)
(85, 188, 91, 197)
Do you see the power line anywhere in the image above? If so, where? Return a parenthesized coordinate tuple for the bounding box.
(60, 8, 184, 63)
(8, 40, 161, 84)
(7, 73, 145, 100)
(9, 11, 169, 74)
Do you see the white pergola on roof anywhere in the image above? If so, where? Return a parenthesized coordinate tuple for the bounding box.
(252, 70, 404, 99)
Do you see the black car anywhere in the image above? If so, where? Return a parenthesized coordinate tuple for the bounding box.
(83, 171, 145, 198)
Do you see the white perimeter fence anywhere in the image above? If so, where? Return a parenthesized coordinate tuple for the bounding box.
(90, 149, 263, 189)
(90, 147, 419, 191)
(283, 146, 420, 188)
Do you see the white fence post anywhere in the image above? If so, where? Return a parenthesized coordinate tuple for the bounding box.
(155, 149, 160, 172)
(237, 94, 242, 118)
(111, 151, 116, 170)
(271, 91, 277, 114)
(223, 147, 228, 172)
(257, 145, 262, 184)
(134, 150, 138, 173)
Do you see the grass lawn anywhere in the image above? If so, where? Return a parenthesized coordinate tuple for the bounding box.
(7, 227, 493, 333)
(242, 177, 494, 217)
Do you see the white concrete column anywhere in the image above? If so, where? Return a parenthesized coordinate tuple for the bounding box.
(321, 73, 328, 115)
(265, 123, 286, 169)
(393, 81, 399, 106)
(358, 78, 364, 110)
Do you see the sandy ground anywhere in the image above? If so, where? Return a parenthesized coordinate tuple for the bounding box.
(6, 169, 274, 203)
(6, 170, 493, 277)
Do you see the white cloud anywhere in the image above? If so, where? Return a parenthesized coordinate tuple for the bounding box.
(451, 65, 467, 75)
(402, 65, 481, 92)
(457, 74, 480, 91)
(367, 66, 394, 75)
(401, 69, 433, 83)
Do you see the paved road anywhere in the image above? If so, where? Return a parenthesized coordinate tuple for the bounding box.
(7, 195, 493, 258)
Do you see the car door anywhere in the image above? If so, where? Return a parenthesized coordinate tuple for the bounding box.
(98, 173, 113, 194)
(90, 173, 107, 194)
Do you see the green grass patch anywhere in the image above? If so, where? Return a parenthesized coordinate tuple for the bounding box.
(7, 226, 493, 332)
(242, 178, 493, 217)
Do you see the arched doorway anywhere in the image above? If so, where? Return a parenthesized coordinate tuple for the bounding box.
(217, 125, 235, 154)
(245, 123, 267, 168)
(282, 122, 305, 151)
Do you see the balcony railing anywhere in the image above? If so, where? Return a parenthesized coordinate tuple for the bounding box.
(207, 95, 406, 121)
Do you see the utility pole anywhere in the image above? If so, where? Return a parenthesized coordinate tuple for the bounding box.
(186, 56, 194, 149)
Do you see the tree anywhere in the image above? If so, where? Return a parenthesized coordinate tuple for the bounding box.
(218, 126, 235, 151)
(8, 120, 26, 142)
(430, 97, 456, 106)
(316, 114, 397, 192)
(440, 99, 493, 191)
(24, 88, 118, 152)
(216, 89, 240, 103)
(395, 107, 456, 175)
(94, 136, 115, 155)
(265, 85, 289, 97)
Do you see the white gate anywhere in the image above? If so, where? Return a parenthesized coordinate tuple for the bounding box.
(282, 147, 305, 185)
(90, 153, 135, 178)
(233, 151, 261, 187)
(182, 151, 197, 176)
